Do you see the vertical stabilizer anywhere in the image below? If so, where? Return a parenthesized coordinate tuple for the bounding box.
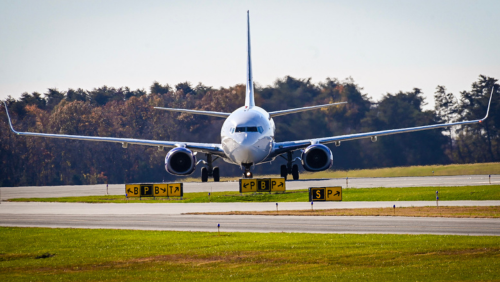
(245, 11, 255, 108)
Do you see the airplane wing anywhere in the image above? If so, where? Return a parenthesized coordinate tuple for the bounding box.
(154, 107, 230, 118)
(273, 88, 495, 155)
(2, 102, 224, 156)
(269, 102, 347, 118)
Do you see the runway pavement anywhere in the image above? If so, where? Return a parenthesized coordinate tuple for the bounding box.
(1, 201, 500, 235)
(2, 201, 500, 215)
(1, 213, 499, 236)
(1, 175, 499, 235)
(1, 175, 498, 200)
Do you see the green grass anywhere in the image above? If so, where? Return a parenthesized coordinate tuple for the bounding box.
(8, 185, 500, 203)
(184, 162, 500, 182)
(308, 162, 500, 179)
(0, 227, 499, 281)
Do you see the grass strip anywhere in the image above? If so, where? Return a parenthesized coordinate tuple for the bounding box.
(1, 227, 500, 281)
(183, 162, 500, 182)
(8, 185, 500, 203)
(191, 206, 500, 218)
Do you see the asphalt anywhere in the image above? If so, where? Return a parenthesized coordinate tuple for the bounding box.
(1, 200, 499, 236)
(1, 175, 498, 200)
(1, 175, 499, 236)
(1, 214, 498, 236)
(2, 201, 500, 215)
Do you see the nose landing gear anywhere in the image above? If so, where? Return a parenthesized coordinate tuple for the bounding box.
(242, 163, 253, 178)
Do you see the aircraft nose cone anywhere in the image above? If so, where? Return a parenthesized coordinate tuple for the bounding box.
(232, 133, 255, 146)
(224, 134, 271, 164)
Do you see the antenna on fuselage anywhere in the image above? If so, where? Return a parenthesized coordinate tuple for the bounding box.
(245, 10, 255, 108)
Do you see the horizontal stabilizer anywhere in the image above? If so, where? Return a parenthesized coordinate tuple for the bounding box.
(154, 107, 230, 118)
(269, 102, 347, 118)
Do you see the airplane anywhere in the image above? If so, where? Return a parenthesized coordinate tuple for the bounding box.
(2, 11, 495, 182)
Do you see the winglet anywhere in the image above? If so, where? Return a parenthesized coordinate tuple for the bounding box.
(481, 86, 495, 121)
(245, 10, 255, 108)
(2, 102, 19, 134)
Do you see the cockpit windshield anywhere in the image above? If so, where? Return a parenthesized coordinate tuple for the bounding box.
(233, 126, 264, 133)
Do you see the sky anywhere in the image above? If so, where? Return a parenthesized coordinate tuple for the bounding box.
(1, 0, 499, 109)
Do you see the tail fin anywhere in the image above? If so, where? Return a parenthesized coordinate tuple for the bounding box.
(245, 11, 255, 108)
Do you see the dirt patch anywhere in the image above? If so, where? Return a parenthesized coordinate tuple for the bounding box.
(188, 206, 500, 218)
(413, 248, 500, 257)
(0, 253, 34, 262)
(3, 251, 286, 274)
(35, 252, 55, 259)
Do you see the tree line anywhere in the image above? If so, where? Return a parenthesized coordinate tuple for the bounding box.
(0, 75, 498, 186)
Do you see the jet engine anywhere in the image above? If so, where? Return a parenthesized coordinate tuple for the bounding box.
(165, 147, 197, 175)
(301, 144, 333, 172)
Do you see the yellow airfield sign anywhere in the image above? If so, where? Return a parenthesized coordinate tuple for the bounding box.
(166, 183, 183, 197)
(125, 184, 141, 197)
(153, 184, 169, 197)
(240, 179, 258, 193)
(126, 183, 183, 198)
(239, 178, 285, 193)
(270, 178, 286, 192)
(309, 187, 342, 201)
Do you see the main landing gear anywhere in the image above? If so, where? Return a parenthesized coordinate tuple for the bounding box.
(200, 154, 220, 182)
(280, 151, 300, 181)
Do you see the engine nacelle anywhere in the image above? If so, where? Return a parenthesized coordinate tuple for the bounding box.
(165, 147, 197, 175)
(301, 144, 333, 172)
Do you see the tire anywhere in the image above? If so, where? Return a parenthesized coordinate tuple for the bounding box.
(201, 167, 208, 182)
(280, 165, 287, 181)
(292, 164, 299, 181)
(213, 167, 220, 182)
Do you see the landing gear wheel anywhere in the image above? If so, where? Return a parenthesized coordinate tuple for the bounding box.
(201, 167, 208, 182)
(280, 165, 287, 181)
(213, 166, 220, 182)
(292, 164, 299, 180)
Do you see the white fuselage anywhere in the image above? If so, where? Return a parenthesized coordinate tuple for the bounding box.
(221, 106, 275, 166)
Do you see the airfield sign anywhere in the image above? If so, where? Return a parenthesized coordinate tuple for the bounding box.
(309, 187, 342, 201)
(240, 179, 270, 192)
(125, 184, 141, 197)
(153, 184, 169, 197)
(270, 178, 286, 192)
(239, 178, 285, 193)
(141, 184, 153, 197)
(126, 183, 183, 198)
(166, 183, 183, 197)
